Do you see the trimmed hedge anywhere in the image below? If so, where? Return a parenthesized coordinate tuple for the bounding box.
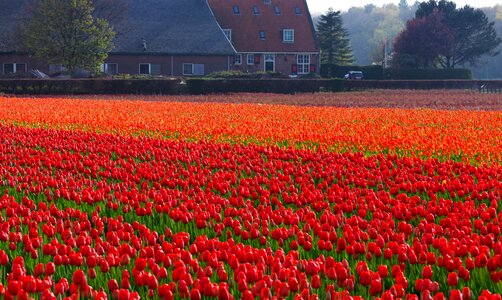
(384, 68, 472, 80)
(0, 79, 181, 95)
(321, 64, 473, 80)
(321, 64, 384, 80)
(1, 78, 500, 95)
(185, 79, 344, 94)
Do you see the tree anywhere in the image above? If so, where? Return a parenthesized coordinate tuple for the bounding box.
(316, 8, 354, 66)
(25, 0, 115, 75)
(393, 12, 455, 68)
(369, 4, 405, 65)
(415, 0, 501, 68)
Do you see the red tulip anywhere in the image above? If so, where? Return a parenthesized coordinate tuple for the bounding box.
(447, 272, 458, 287)
(369, 279, 382, 296)
(108, 279, 118, 292)
(311, 275, 321, 289)
(422, 265, 433, 279)
(449, 289, 463, 300)
(71, 269, 86, 288)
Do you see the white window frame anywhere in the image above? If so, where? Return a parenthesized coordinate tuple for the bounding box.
(264, 54, 275, 72)
(3, 63, 26, 74)
(183, 63, 205, 76)
(283, 29, 295, 43)
(223, 29, 232, 42)
(183, 63, 194, 75)
(139, 63, 161, 75)
(234, 54, 242, 65)
(297, 54, 310, 74)
(101, 63, 118, 75)
(247, 54, 254, 65)
(139, 63, 151, 75)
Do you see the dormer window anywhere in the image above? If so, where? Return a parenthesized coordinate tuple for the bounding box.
(252, 5, 260, 15)
(274, 5, 281, 15)
(294, 6, 302, 15)
(233, 5, 240, 15)
(259, 31, 266, 40)
(283, 29, 294, 43)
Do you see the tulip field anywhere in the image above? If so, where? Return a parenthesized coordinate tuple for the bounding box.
(0, 92, 501, 299)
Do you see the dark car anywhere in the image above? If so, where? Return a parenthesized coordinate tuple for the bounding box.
(344, 71, 364, 80)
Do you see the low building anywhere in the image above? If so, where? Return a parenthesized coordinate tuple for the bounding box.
(0, 0, 236, 77)
(208, 0, 320, 76)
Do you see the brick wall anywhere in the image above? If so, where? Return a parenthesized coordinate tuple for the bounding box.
(0, 54, 232, 76)
(231, 53, 319, 75)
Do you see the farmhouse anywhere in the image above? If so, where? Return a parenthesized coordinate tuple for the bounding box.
(0, 0, 319, 77)
(0, 0, 236, 76)
(207, 0, 320, 75)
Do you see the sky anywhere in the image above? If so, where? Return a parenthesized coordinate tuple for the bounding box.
(306, 0, 501, 14)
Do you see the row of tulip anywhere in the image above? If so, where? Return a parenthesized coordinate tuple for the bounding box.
(0, 124, 501, 299)
(0, 95, 500, 165)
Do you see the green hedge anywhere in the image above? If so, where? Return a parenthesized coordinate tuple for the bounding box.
(383, 68, 472, 80)
(1, 78, 499, 95)
(321, 64, 472, 80)
(185, 79, 344, 94)
(0, 79, 181, 95)
(321, 64, 384, 79)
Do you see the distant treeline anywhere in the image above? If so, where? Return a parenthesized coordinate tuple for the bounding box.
(313, 3, 502, 79)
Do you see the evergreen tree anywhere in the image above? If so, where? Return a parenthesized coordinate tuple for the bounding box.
(25, 0, 115, 75)
(316, 8, 354, 65)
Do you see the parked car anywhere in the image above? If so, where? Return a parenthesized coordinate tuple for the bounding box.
(344, 71, 364, 79)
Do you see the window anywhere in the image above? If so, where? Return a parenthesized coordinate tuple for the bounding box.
(139, 63, 161, 75)
(151, 64, 161, 75)
(223, 29, 231, 42)
(274, 5, 281, 15)
(3, 63, 26, 74)
(264, 54, 275, 72)
(283, 29, 294, 43)
(252, 5, 260, 15)
(259, 31, 266, 40)
(139, 64, 150, 75)
(247, 54, 254, 65)
(101, 63, 118, 75)
(263, 0, 271, 4)
(234, 54, 242, 65)
(183, 63, 193, 75)
(3, 64, 14, 74)
(294, 6, 302, 15)
(233, 4, 240, 14)
(297, 54, 310, 74)
(183, 63, 205, 76)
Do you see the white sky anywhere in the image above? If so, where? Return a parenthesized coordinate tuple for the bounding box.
(306, 0, 501, 14)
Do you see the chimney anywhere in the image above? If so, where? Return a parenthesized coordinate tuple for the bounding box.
(142, 39, 147, 51)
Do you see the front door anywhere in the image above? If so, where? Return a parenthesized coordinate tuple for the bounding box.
(264, 54, 275, 72)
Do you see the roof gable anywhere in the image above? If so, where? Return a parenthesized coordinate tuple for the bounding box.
(0, 0, 236, 56)
(207, 0, 319, 53)
(113, 0, 235, 55)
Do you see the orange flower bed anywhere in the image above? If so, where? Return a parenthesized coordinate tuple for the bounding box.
(0, 95, 500, 164)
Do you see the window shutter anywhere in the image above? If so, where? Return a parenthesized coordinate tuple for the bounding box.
(309, 64, 316, 73)
(254, 54, 261, 64)
(194, 64, 205, 76)
(291, 64, 298, 74)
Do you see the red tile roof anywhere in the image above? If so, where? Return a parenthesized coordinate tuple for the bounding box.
(208, 0, 319, 53)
